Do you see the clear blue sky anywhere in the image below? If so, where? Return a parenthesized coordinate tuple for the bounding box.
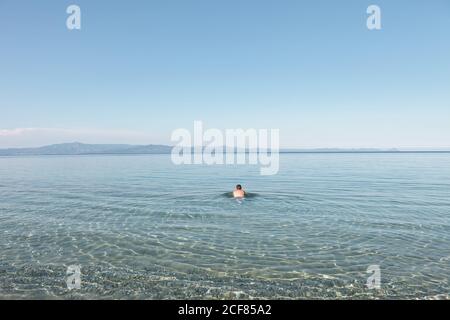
(1, 0, 449, 148)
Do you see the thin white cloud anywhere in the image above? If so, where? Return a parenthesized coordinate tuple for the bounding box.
(0, 128, 38, 137)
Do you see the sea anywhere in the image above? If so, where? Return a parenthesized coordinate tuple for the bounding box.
(0, 153, 449, 299)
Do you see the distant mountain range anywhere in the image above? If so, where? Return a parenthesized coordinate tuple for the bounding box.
(0, 143, 448, 156)
(0, 142, 173, 156)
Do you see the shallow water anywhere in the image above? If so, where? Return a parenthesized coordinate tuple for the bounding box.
(0, 153, 449, 299)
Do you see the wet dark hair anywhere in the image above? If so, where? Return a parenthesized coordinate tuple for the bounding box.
(236, 184, 242, 190)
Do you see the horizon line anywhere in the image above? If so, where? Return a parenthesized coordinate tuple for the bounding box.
(1, 142, 450, 154)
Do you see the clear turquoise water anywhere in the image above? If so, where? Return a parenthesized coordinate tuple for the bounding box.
(0, 154, 449, 299)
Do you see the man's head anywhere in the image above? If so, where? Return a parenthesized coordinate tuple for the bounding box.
(236, 184, 242, 190)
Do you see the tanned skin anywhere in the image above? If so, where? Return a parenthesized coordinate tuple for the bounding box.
(233, 184, 245, 198)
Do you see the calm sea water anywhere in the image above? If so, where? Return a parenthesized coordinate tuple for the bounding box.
(0, 154, 449, 299)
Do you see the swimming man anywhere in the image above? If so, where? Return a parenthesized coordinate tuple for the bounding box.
(233, 184, 245, 198)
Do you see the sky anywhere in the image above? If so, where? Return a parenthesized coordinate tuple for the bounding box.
(0, 0, 449, 148)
